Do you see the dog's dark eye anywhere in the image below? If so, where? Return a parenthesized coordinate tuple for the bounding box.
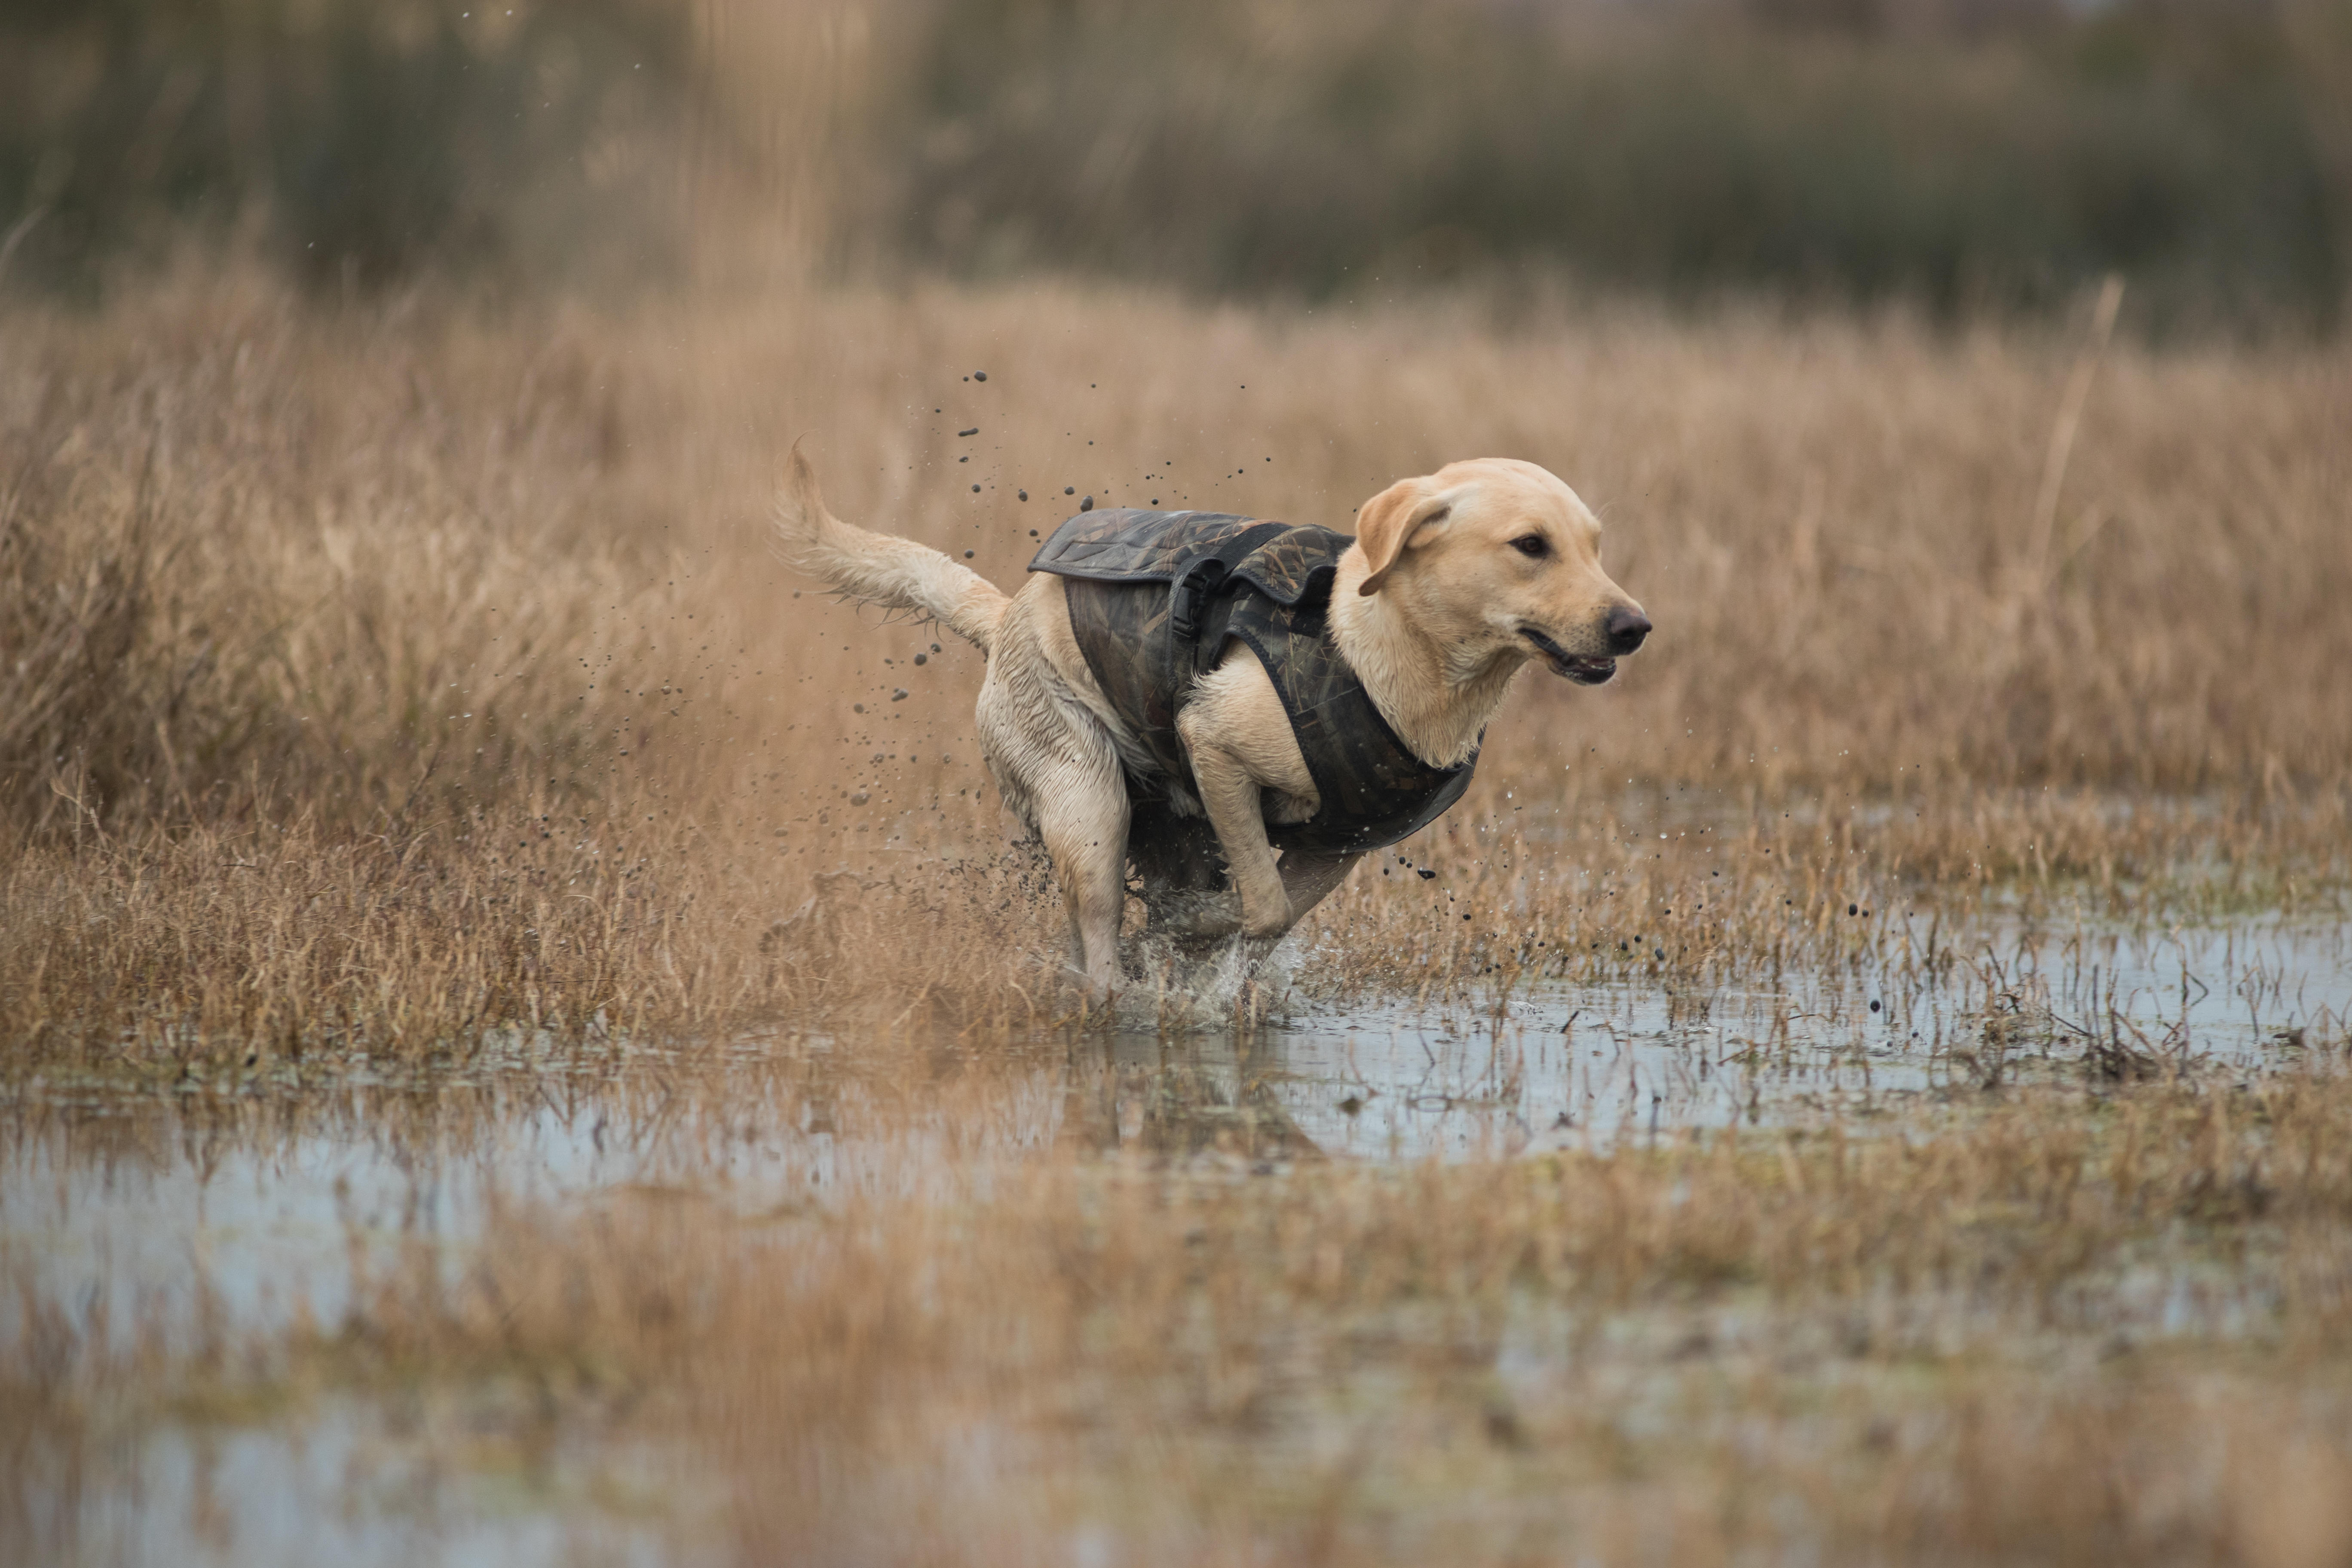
(1510, 534, 1548, 559)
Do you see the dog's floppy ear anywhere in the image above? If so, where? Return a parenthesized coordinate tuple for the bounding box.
(1353, 477, 1455, 596)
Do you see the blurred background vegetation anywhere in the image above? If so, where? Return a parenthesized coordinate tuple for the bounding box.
(2, 0, 2349, 329)
(0, 0, 697, 294)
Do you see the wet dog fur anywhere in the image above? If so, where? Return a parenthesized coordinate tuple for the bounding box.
(771, 444, 1648, 992)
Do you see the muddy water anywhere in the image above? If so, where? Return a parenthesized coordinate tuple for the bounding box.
(5, 915, 2347, 1566)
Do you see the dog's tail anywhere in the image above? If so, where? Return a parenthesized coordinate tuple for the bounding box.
(771, 440, 1012, 655)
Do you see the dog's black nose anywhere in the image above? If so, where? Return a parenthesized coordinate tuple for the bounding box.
(1605, 605, 1652, 655)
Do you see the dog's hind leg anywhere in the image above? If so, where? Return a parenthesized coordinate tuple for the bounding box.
(1039, 785, 1130, 992)
(976, 606, 1132, 992)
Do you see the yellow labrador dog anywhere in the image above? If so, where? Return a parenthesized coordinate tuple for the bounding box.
(772, 445, 1648, 991)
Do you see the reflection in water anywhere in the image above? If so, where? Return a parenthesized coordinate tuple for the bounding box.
(47, 1411, 681, 1568)
(9, 918, 2349, 1323)
(1060, 1035, 1328, 1164)
(3, 915, 2346, 1566)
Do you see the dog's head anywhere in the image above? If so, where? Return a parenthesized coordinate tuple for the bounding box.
(1350, 458, 1649, 685)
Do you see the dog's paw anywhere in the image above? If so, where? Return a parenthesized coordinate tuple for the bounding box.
(1054, 957, 1123, 1001)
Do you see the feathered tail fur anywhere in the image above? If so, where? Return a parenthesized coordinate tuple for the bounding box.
(771, 440, 1011, 654)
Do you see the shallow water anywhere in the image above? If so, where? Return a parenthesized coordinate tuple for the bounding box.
(5, 912, 2347, 1565)
(34, 1412, 683, 1568)
(8, 916, 2347, 1333)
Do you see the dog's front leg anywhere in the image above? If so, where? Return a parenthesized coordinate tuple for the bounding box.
(1183, 739, 1291, 937)
(1178, 651, 1320, 941)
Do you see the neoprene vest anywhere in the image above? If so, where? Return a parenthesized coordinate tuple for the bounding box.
(1028, 508, 1477, 858)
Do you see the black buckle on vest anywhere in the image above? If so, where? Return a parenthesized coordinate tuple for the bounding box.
(1170, 558, 1228, 643)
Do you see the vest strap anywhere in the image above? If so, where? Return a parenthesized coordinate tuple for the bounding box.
(1168, 521, 1292, 643)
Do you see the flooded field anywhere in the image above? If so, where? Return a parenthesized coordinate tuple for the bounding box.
(5, 257, 2349, 1565)
(10, 894, 2350, 1567)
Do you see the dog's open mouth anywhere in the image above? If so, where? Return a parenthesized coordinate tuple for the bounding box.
(1523, 628, 1616, 686)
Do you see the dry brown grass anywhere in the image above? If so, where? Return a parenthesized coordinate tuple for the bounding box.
(6, 264, 2348, 1565)
(0, 264, 2346, 1060)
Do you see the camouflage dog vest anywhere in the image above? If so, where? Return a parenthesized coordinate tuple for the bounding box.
(1028, 508, 1476, 858)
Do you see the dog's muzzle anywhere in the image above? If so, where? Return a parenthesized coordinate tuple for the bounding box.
(1522, 628, 1617, 686)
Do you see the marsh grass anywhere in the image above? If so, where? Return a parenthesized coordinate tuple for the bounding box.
(3, 264, 2349, 1561)
(1, 264, 2347, 1065)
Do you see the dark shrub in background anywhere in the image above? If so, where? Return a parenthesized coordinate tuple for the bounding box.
(0, 0, 692, 293)
(887, 0, 2348, 331)
(2, 0, 2347, 332)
